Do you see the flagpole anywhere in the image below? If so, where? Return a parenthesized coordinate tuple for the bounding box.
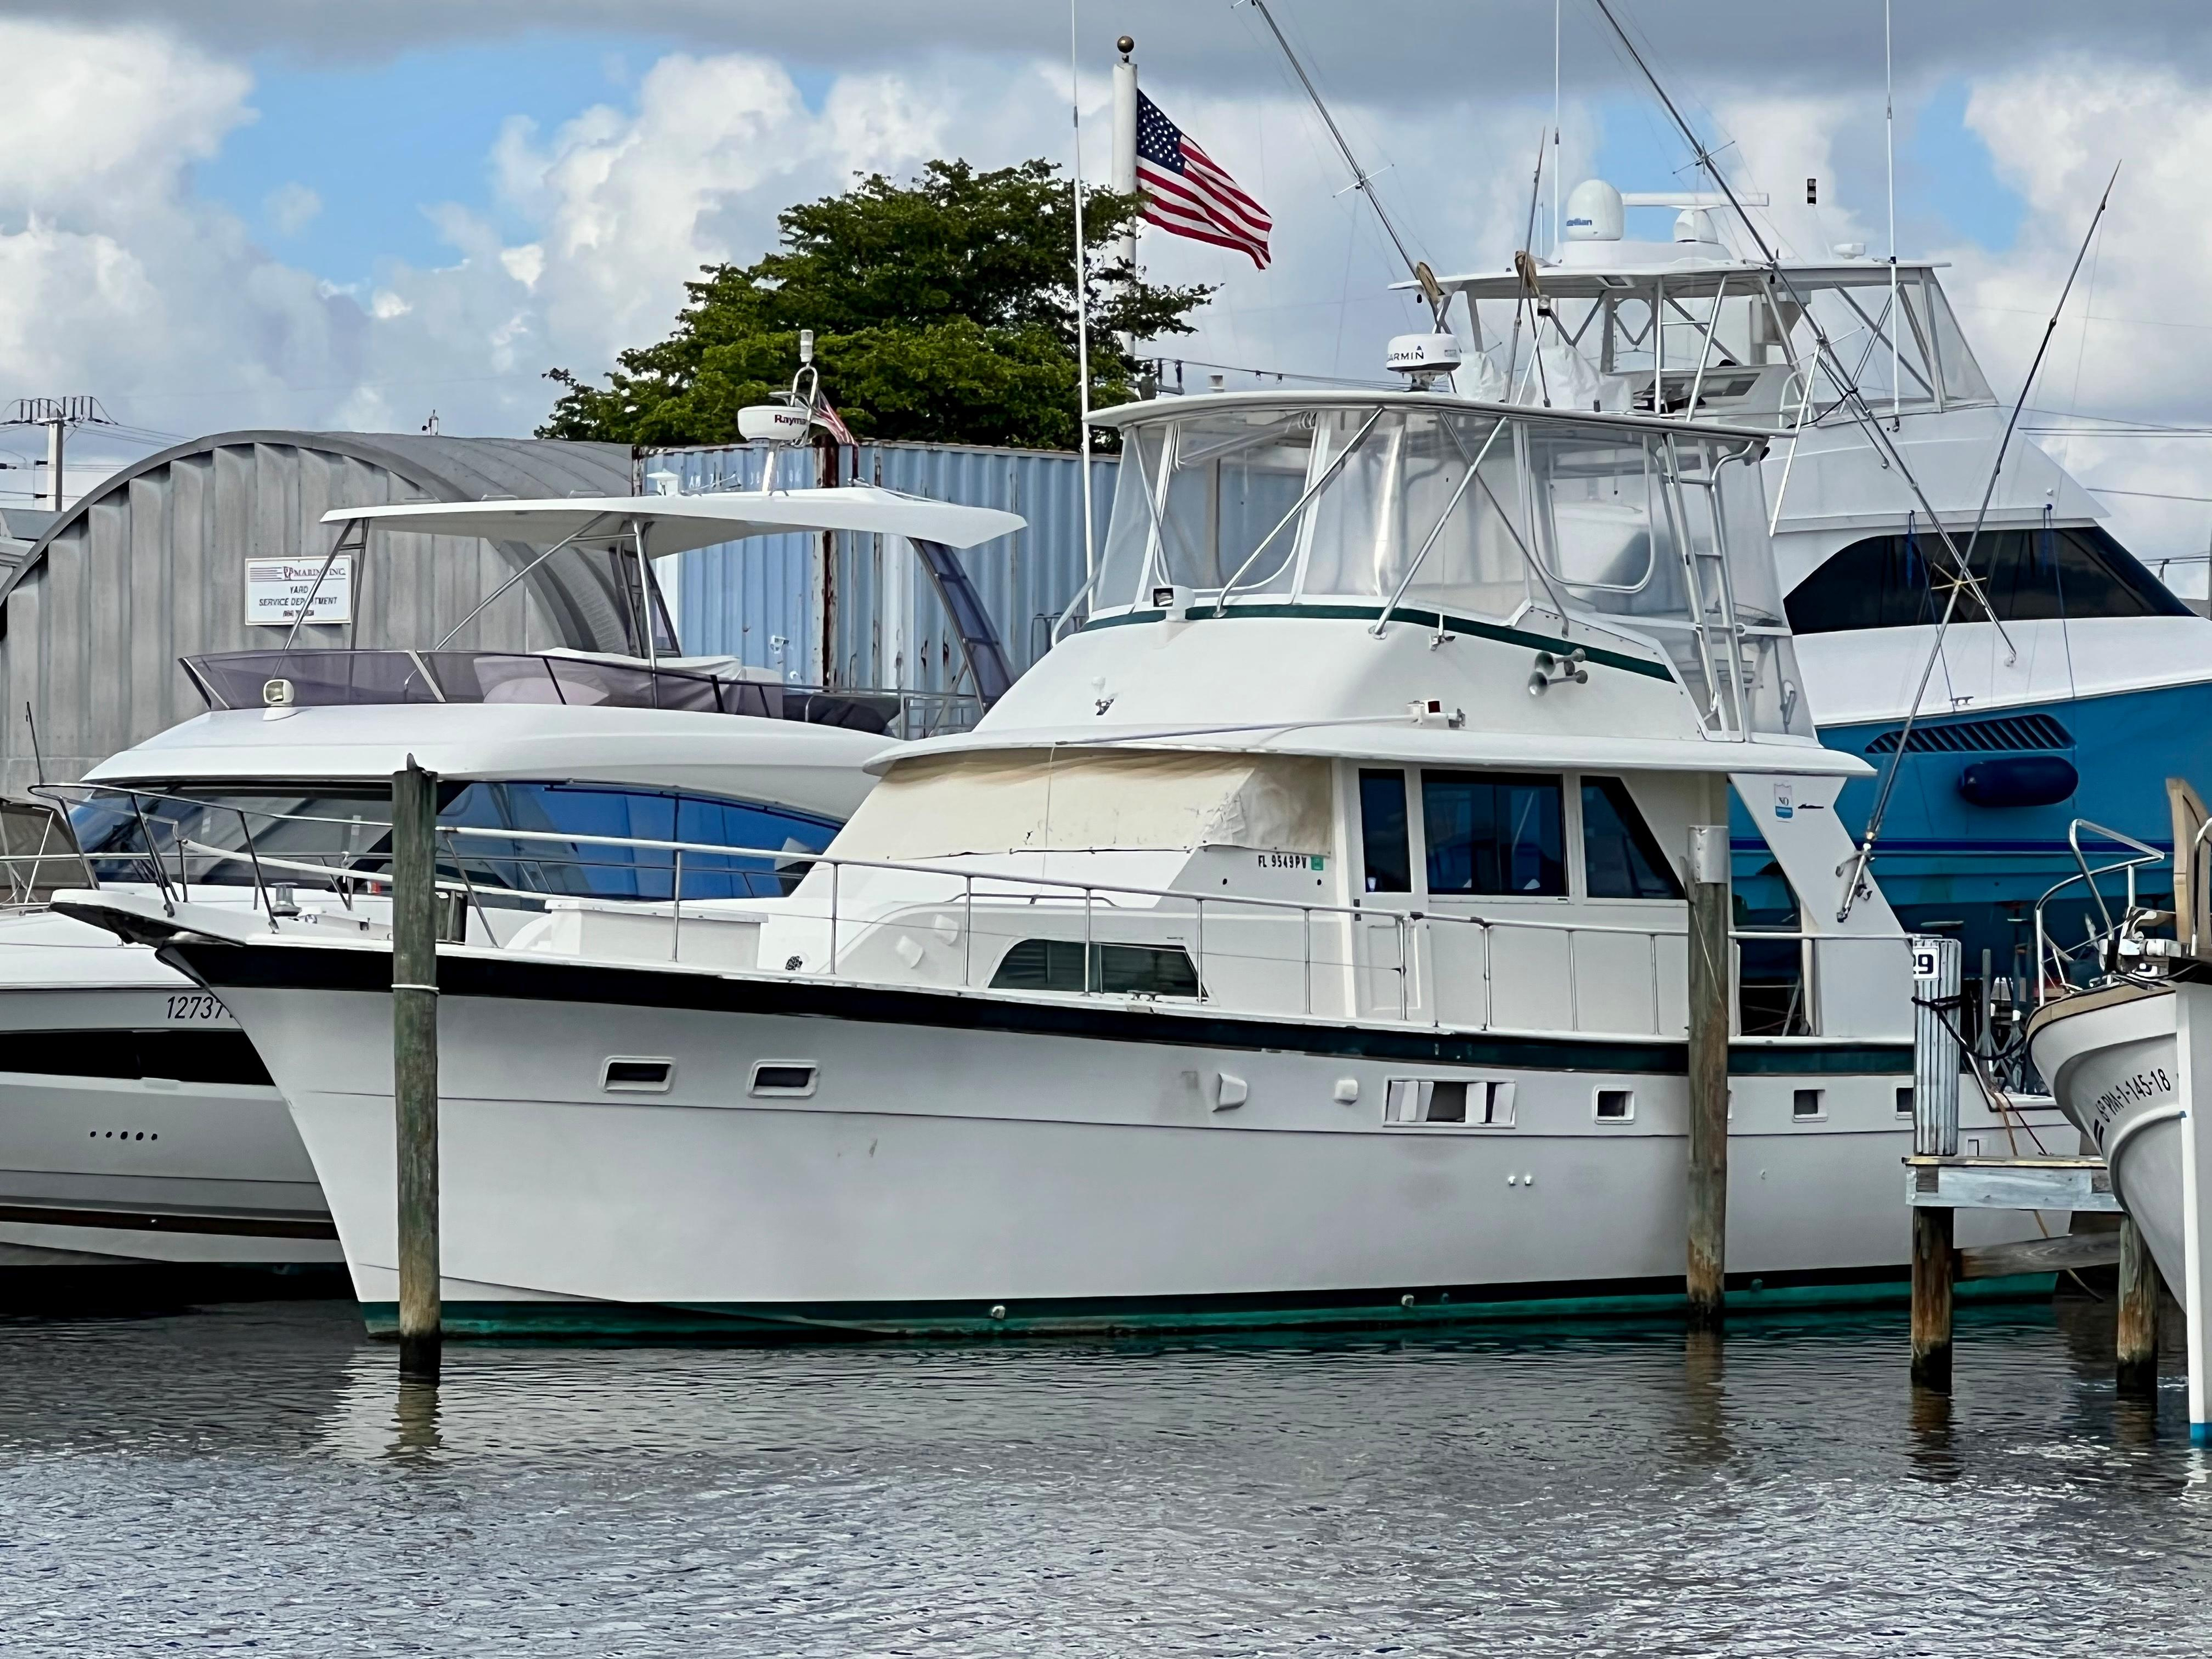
(1069, 0, 1096, 583)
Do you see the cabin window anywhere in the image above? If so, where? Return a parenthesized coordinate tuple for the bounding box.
(1422, 772, 1566, 896)
(1595, 1088, 1634, 1122)
(990, 939, 1201, 998)
(1896, 1086, 1915, 1116)
(1359, 769, 1412, 893)
(1580, 777, 1683, 900)
(1785, 525, 2190, 635)
(1793, 1088, 1826, 1120)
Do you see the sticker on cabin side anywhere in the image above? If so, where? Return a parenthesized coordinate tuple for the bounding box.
(244, 556, 354, 627)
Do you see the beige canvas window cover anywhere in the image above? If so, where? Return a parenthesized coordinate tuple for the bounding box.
(836, 751, 1333, 861)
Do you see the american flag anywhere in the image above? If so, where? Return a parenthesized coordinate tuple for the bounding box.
(1134, 90, 1272, 269)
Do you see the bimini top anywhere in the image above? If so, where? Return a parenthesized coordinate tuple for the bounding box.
(325, 486, 1027, 555)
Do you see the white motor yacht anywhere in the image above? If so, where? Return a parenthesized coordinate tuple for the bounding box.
(0, 485, 1021, 1281)
(61, 386, 2064, 1335)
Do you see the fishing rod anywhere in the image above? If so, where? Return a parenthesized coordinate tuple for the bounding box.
(1842, 163, 2122, 917)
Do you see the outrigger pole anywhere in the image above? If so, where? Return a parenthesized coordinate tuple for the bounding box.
(1589, 0, 2014, 668)
(1845, 164, 2123, 917)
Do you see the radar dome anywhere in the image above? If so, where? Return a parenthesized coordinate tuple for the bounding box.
(1563, 179, 1623, 242)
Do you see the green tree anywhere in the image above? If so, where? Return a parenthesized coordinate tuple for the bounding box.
(538, 159, 1210, 450)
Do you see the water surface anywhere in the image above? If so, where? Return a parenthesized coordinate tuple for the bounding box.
(1, 1297, 2207, 1654)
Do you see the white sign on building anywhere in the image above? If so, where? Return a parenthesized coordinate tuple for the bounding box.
(244, 556, 354, 627)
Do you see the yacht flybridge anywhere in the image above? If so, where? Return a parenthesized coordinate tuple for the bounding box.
(1426, 179, 2209, 997)
(60, 388, 2061, 1335)
(0, 485, 1021, 1279)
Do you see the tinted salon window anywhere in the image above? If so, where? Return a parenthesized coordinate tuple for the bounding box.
(1422, 772, 1566, 896)
(1359, 769, 1412, 893)
(1581, 777, 1683, 900)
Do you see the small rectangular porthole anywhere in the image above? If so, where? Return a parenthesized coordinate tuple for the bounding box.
(1384, 1078, 1512, 1127)
(1895, 1086, 1915, 1118)
(1793, 1088, 1827, 1122)
(602, 1057, 673, 1093)
(1594, 1088, 1634, 1123)
(749, 1060, 819, 1099)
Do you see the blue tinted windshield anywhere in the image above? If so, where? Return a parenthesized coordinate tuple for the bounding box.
(70, 783, 839, 901)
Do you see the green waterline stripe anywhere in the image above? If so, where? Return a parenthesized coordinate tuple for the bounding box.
(1082, 604, 1675, 682)
(357, 1273, 2054, 1343)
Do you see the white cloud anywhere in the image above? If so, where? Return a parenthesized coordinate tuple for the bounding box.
(6, 14, 2211, 565)
(264, 181, 321, 236)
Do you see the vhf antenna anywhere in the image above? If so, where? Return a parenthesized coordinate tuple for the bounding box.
(1244, 0, 1449, 327)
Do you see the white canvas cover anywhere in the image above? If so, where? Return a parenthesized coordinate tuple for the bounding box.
(834, 750, 1333, 861)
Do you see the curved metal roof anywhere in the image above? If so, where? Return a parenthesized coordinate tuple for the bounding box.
(2, 430, 641, 647)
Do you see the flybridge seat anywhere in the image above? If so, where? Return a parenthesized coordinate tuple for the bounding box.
(182, 649, 903, 733)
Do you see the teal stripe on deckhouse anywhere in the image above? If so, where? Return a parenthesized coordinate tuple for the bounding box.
(357, 1274, 2056, 1343)
(1082, 604, 1675, 682)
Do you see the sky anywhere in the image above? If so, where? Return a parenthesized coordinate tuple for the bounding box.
(4, 0, 2212, 570)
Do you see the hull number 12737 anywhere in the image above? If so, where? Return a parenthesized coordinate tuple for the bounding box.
(165, 993, 228, 1022)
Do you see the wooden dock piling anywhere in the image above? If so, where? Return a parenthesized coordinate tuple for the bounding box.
(1685, 824, 1730, 1330)
(1909, 935, 1962, 1392)
(391, 757, 441, 1379)
(1910, 1206, 1954, 1391)
(2116, 1215, 2162, 1399)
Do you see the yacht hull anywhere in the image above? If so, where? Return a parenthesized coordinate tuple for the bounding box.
(0, 916, 337, 1274)
(2028, 982, 2188, 1292)
(175, 936, 2061, 1336)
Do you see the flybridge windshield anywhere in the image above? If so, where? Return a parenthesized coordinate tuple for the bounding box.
(1095, 400, 1811, 740)
(1455, 268, 1994, 429)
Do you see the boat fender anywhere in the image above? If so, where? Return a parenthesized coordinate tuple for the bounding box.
(1957, 755, 2077, 809)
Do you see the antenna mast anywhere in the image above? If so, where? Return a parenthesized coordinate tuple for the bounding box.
(1246, 0, 1445, 325)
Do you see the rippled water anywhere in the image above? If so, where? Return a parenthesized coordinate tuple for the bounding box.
(1, 1297, 2208, 1654)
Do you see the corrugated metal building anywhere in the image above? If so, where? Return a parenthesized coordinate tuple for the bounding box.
(0, 431, 634, 793)
(657, 440, 1116, 694)
(0, 507, 55, 579)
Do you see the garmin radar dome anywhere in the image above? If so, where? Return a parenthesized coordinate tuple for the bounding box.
(1384, 331, 1462, 390)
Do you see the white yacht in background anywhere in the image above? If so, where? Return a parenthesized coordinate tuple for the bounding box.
(0, 486, 1020, 1283)
(1429, 180, 2209, 1011)
(65, 385, 2061, 1336)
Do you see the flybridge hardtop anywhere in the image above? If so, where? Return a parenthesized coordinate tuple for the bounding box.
(323, 486, 1028, 556)
(1087, 386, 1772, 442)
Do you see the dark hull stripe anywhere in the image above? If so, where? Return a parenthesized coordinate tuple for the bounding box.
(354, 1265, 2054, 1342)
(0, 1200, 337, 1240)
(1081, 603, 1675, 681)
(166, 939, 1911, 1077)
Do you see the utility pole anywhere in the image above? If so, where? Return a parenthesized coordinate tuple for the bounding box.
(3, 397, 111, 512)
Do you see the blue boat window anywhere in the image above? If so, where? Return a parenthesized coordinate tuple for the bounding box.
(1359, 769, 1412, 893)
(439, 782, 839, 901)
(70, 783, 840, 898)
(1581, 777, 1682, 900)
(1422, 772, 1566, 896)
